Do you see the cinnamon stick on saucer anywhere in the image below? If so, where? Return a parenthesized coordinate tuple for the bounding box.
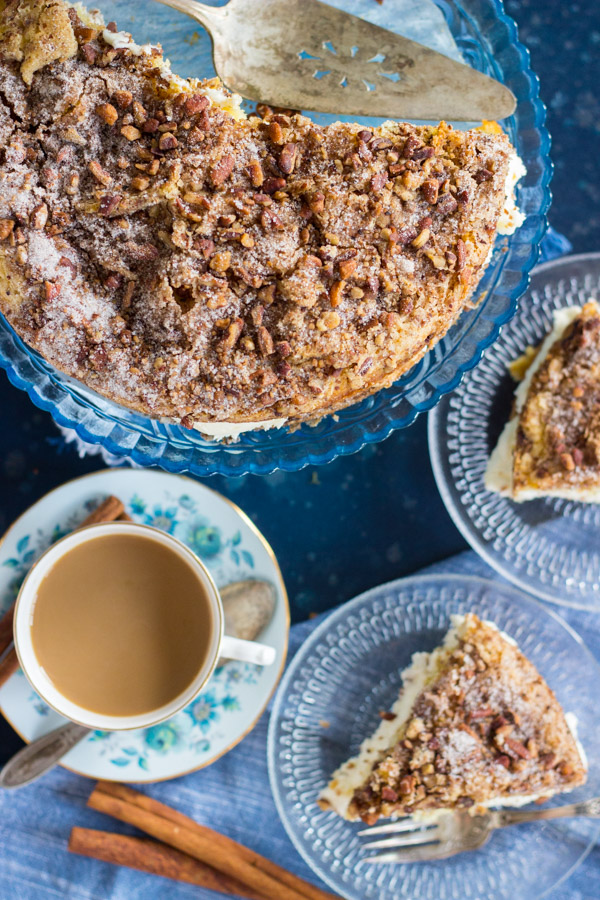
(88, 782, 338, 900)
(69, 828, 265, 900)
(0, 495, 130, 690)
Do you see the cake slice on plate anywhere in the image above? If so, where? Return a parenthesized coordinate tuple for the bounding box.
(319, 613, 586, 825)
(486, 301, 600, 502)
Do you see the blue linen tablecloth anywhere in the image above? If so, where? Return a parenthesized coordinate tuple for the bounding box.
(0, 550, 598, 900)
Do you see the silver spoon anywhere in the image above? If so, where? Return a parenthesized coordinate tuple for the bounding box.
(0, 579, 276, 789)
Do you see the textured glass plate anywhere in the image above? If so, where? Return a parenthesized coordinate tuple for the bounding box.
(428, 253, 600, 611)
(267, 574, 600, 900)
(0, 0, 551, 476)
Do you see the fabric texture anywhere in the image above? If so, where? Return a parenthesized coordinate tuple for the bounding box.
(0, 550, 597, 900)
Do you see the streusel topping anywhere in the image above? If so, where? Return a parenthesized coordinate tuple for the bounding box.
(1, 0, 516, 430)
(349, 615, 586, 824)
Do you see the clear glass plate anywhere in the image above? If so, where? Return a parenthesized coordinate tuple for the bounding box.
(428, 253, 600, 611)
(0, 0, 551, 476)
(267, 574, 600, 900)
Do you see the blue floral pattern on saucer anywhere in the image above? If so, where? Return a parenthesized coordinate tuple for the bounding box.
(0, 470, 289, 782)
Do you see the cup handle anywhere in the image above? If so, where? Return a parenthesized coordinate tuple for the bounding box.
(220, 635, 276, 667)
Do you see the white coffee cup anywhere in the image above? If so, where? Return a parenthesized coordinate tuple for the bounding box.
(13, 522, 276, 732)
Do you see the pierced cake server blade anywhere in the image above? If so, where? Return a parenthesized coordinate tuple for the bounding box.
(154, 0, 516, 121)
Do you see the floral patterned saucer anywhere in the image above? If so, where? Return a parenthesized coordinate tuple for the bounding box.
(0, 469, 289, 782)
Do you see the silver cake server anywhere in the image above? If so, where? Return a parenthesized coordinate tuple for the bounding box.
(153, 0, 516, 121)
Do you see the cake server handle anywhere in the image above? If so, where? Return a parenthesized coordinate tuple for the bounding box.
(0, 722, 90, 790)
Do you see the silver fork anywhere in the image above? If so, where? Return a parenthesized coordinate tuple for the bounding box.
(359, 797, 600, 863)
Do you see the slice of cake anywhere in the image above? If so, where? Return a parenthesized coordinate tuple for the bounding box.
(486, 301, 600, 502)
(319, 613, 586, 825)
(0, 0, 524, 438)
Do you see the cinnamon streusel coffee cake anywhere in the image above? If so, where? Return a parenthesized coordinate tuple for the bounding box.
(486, 301, 600, 501)
(319, 613, 586, 824)
(0, 0, 524, 438)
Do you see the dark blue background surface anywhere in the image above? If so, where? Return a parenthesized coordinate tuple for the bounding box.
(1, 0, 600, 769)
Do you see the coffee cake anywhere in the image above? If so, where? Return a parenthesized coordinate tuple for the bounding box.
(319, 613, 586, 824)
(486, 301, 600, 501)
(0, 0, 524, 437)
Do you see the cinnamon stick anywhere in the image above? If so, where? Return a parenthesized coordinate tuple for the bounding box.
(0, 496, 129, 691)
(69, 828, 264, 900)
(90, 782, 338, 900)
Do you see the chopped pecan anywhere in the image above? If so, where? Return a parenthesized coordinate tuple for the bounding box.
(89, 160, 113, 186)
(188, 127, 206, 145)
(370, 137, 392, 151)
(436, 192, 458, 215)
(96, 103, 118, 126)
(104, 274, 122, 290)
(121, 125, 142, 141)
(248, 159, 264, 187)
(210, 155, 235, 187)
(220, 317, 244, 351)
(131, 176, 150, 192)
(422, 179, 439, 204)
(58, 256, 77, 274)
(267, 121, 284, 144)
(209, 250, 232, 273)
(261, 208, 284, 229)
(402, 135, 421, 158)
(142, 118, 160, 133)
(505, 737, 530, 759)
(411, 228, 430, 249)
(412, 146, 435, 160)
(370, 170, 388, 193)
(474, 167, 493, 183)
(44, 281, 60, 302)
(469, 707, 495, 720)
(124, 241, 160, 261)
(276, 340, 291, 357)
(381, 786, 398, 803)
(258, 284, 276, 305)
(540, 752, 557, 770)
(99, 194, 121, 217)
(307, 191, 325, 214)
(30, 203, 48, 230)
(456, 238, 467, 271)
(572, 447, 584, 465)
(329, 280, 345, 307)
(399, 775, 416, 795)
(560, 452, 575, 471)
(158, 132, 178, 151)
(263, 176, 286, 194)
(338, 257, 357, 279)
(396, 225, 418, 245)
(318, 310, 341, 330)
(279, 143, 297, 175)
(81, 43, 96, 65)
(183, 94, 209, 115)
(257, 326, 275, 356)
(112, 90, 133, 109)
